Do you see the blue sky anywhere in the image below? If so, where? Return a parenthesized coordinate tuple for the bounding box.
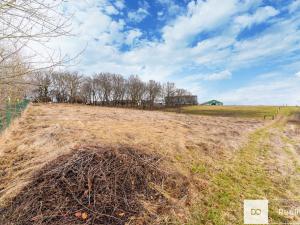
(49, 0, 300, 105)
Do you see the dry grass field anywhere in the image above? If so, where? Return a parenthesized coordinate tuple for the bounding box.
(0, 104, 299, 224)
(165, 105, 299, 118)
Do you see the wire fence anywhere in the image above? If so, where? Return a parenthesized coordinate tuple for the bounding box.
(0, 99, 30, 132)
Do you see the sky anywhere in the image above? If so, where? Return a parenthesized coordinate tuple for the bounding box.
(46, 0, 300, 105)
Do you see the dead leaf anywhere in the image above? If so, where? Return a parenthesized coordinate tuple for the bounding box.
(75, 212, 82, 218)
(83, 189, 89, 197)
(118, 212, 125, 217)
(31, 215, 42, 221)
(82, 212, 88, 220)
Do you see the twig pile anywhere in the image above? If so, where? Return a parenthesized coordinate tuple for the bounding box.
(0, 145, 188, 225)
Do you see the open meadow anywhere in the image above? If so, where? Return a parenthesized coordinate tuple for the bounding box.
(0, 104, 299, 224)
(165, 105, 299, 119)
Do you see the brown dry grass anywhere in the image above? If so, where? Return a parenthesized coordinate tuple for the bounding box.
(0, 103, 264, 223)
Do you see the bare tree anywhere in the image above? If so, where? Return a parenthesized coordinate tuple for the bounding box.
(111, 74, 126, 105)
(175, 88, 191, 96)
(64, 72, 82, 103)
(163, 82, 176, 98)
(51, 72, 68, 103)
(92, 75, 102, 105)
(31, 71, 52, 102)
(80, 77, 93, 104)
(146, 80, 161, 107)
(0, 52, 29, 107)
(26, 70, 195, 108)
(0, 1, 70, 41)
(127, 75, 145, 106)
(90, 77, 98, 105)
(94, 73, 113, 105)
(161, 82, 176, 106)
(0, 0, 71, 105)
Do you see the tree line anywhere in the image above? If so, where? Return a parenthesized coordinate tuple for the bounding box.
(31, 71, 193, 108)
(0, 1, 196, 109)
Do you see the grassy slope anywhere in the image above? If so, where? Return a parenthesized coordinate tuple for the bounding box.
(166, 105, 299, 119)
(187, 107, 300, 224)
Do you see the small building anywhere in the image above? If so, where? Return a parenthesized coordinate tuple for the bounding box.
(165, 95, 198, 106)
(201, 100, 223, 106)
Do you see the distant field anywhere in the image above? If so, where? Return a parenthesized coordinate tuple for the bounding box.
(166, 105, 299, 118)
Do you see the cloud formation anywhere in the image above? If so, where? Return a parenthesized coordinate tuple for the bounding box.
(34, 0, 300, 105)
(128, 8, 149, 23)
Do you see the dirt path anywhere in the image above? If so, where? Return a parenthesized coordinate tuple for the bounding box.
(187, 113, 300, 224)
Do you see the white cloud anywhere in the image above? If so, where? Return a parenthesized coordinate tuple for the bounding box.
(156, 0, 183, 19)
(46, 0, 262, 81)
(28, 0, 132, 69)
(157, 11, 164, 17)
(204, 70, 232, 80)
(191, 36, 234, 65)
(234, 6, 279, 29)
(295, 71, 300, 78)
(125, 29, 142, 45)
(128, 8, 149, 23)
(289, 0, 300, 13)
(162, 0, 238, 46)
(218, 78, 300, 105)
(256, 72, 280, 80)
(230, 17, 300, 69)
(186, 70, 232, 81)
(68, 0, 298, 83)
(104, 5, 119, 15)
(115, 0, 125, 10)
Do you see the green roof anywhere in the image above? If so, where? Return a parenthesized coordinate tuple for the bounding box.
(201, 100, 223, 105)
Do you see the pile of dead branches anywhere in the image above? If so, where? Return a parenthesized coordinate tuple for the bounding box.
(0, 145, 189, 225)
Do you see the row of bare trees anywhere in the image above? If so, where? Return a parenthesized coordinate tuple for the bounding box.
(1, 1, 193, 109)
(0, 1, 195, 110)
(31, 71, 192, 108)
